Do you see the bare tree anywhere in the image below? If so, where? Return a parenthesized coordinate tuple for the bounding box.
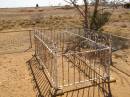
(64, 0, 89, 31)
(90, 0, 100, 29)
(64, 0, 100, 31)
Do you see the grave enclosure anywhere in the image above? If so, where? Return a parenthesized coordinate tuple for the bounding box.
(29, 28, 114, 97)
(0, 28, 116, 97)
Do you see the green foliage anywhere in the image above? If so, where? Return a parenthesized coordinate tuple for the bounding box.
(90, 11, 111, 30)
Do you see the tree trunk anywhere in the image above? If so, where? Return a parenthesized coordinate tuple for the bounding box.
(90, 0, 100, 29)
(83, 0, 89, 37)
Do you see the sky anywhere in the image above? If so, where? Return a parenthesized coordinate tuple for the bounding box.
(0, 0, 129, 8)
(0, 0, 83, 8)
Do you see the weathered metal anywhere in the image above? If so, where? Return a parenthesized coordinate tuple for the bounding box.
(33, 28, 113, 96)
(0, 30, 33, 54)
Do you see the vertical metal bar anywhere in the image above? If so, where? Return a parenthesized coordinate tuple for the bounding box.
(68, 56, 70, 85)
(78, 58, 81, 82)
(62, 33, 64, 86)
(29, 30, 33, 48)
(60, 31, 62, 52)
(82, 88, 85, 97)
(34, 31, 37, 55)
(82, 54, 86, 81)
(74, 42, 76, 84)
(57, 30, 59, 49)
(93, 52, 96, 97)
(84, 54, 87, 81)
(50, 29, 52, 41)
(50, 53, 53, 77)
(54, 52, 58, 89)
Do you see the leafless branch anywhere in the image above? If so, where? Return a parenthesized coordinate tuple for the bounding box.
(64, 0, 85, 17)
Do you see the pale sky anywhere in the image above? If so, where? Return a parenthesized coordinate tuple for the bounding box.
(0, 0, 83, 8)
(0, 0, 129, 8)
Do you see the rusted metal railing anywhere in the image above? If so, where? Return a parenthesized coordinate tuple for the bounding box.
(33, 28, 113, 96)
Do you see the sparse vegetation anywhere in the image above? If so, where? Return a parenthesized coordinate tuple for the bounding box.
(0, 4, 130, 97)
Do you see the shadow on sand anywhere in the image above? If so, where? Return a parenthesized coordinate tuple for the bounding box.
(27, 56, 113, 97)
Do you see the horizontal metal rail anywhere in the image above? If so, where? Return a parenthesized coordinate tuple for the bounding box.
(34, 34, 55, 55)
(0, 29, 32, 33)
(64, 30, 109, 48)
(61, 77, 116, 94)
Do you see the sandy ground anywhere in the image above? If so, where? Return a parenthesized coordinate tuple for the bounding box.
(0, 6, 130, 97)
(110, 48, 130, 97)
(0, 49, 130, 97)
(0, 52, 36, 97)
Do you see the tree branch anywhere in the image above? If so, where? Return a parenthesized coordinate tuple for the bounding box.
(90, 0, 100, 29)
(64, 0, 85, 17)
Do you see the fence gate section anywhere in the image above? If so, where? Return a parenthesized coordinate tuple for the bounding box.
(28, 28, 115, 97)
(0, 30, 33, 54)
